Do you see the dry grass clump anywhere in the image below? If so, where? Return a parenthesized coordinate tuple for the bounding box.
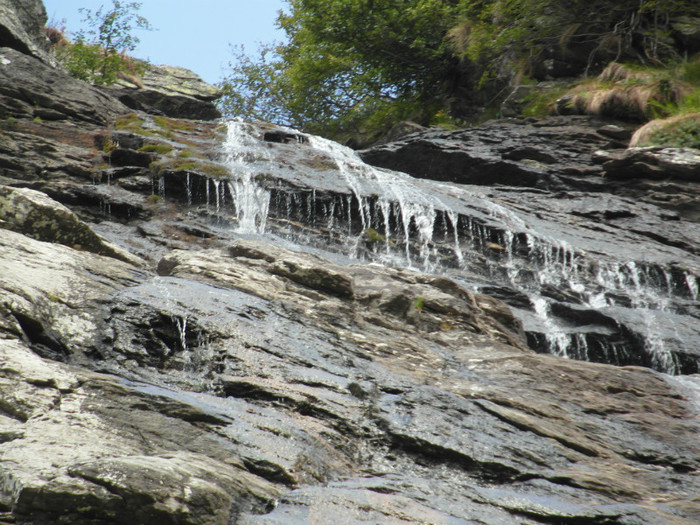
(560, 62, 689, 121)
(630, 113, 700, 148)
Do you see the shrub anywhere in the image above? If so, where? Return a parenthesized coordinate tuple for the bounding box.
(52, 1, 152, 86)
(631, 113, 700, 148)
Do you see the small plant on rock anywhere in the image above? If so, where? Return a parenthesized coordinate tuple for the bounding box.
(52, 1, 152, 86)
(414, 296, 425, 313)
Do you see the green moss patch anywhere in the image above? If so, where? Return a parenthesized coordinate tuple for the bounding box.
(153, 115, 198, 133)
(138, 143, 173, 154)
(522, 85, 571, 118)
(114, 112, 144, 131)
(151, 157, 231, 178)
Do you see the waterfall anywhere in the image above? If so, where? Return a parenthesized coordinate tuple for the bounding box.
(163, 119, 698, 375)
(220, 120, 272, 234)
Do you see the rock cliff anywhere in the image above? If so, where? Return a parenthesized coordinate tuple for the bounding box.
(1, 2, 699, 524)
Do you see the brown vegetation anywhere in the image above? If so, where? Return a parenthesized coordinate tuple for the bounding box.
(44, 26, 68, 47)
(629, 112, 700, 147)
(560, 63, 691, 121)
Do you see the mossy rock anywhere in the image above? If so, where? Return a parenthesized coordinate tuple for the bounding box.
(114, 112, 145, 131)
(113, 112, 174, 139)
(153, 115, 198, 133)
(138, 143, 173, 154)
(363, 228, 385, 244)
(151, 157, 230, 178)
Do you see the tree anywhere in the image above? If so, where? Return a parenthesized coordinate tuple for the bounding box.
(54, 1, 152, 85)
(218, 0, 700, 141)
(220, 0, 461, 142)
(454, 0, 700, 77)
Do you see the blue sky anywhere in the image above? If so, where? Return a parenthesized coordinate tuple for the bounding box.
(42, 0, 286, 85)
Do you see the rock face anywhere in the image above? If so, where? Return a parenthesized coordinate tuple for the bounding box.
(2, 226, 700, 524)
(359, 116, 700, 220)
(360, 116, 619, 190)
(0, 2, 699, 524)
(0, 46, 128, 124)
(102, 63, 223, 120)
(0, 0, 54, 65)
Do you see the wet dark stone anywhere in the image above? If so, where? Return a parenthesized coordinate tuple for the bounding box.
(109, 148, 153, 168)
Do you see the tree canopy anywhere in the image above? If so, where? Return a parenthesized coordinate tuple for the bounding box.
(218, 0, 700, 142)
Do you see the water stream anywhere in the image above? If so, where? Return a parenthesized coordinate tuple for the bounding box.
(160, 120, 700, 375)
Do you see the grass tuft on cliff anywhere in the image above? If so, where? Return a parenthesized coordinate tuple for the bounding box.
(522, 57, 700, 147)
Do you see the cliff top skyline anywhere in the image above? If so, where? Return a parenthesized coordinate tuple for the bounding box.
(42, 0, 285, 84)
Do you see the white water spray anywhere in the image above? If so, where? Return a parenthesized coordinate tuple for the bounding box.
(221, 121, 272, 234)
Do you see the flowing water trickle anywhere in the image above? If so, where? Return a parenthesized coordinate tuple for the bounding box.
(221, 121, 272, 234)
(168, 120, 699, 374)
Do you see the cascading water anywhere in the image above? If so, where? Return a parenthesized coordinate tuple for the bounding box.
(220, 120, 271, 234)
(158, 119, 699, 375)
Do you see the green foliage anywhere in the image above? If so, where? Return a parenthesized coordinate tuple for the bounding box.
(219, 0, 700, 140)
(414, 296, 425, 313)
(219, 0, 458, 141)
(458, 0, 700, 73)
(102, 136, 116, 152)
(522, 85, 574, 117)
(54, 1, 152, 85)
(680, 60, 700, 85)
(677, 90, 700, 115)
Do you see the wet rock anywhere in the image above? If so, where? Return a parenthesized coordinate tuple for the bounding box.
(0, 118, 108, 184)
(360, 116, 611, 191)
(597, 123, 633, 141)
(600, 147, 700, 182)
(109, 147, 154, 168)
(0, 185, 141, 264)
(91, 238, 700, 524)
(374, 120, 426, 145)
(0, 227, 145, 361)
(0, 339, 279, 524)
(360, 115, 700, 222)
(269, 256, 356, 299)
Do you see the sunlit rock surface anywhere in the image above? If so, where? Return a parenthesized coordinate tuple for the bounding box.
(102, 64, 223, 120)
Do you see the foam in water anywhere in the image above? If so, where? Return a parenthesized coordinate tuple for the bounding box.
(531, 297, 571, 356)
(221, 121, 272, 234)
